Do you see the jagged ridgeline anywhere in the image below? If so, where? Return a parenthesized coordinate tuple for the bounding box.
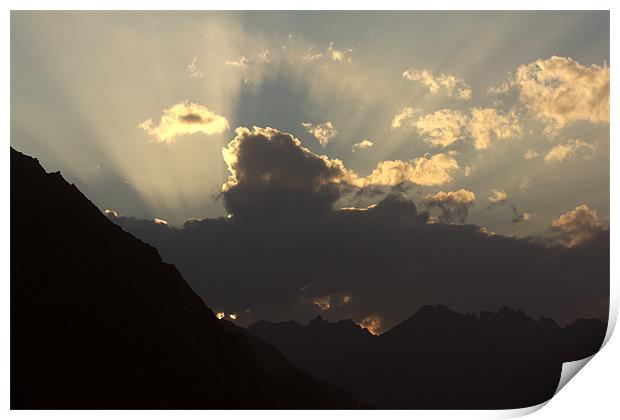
(10, 148, 358, 409)
(248, 306, 607, 409)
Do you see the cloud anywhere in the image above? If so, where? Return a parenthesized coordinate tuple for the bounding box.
(186, 57, 204, 78)
(257, 50, 271, 62)
(224, 50, 272, 85)
(467, 108, 522, 149)
(491, 56, 609, 137)
(301, 122, 338, 147)
(104, 209, 119, 218)
(391, 107, 422, 129)
(302, 42, 353, 63)
(138, 102, 229, 144)
(301, 48, 323, 62)
(407, 107, 521, 149)
(225, 55, 250, 70)
(221, 127, 459, 222)
(226, 51, 271, 68)
(518, 177, 531, 193)
(307, 293, 352, 312)
(511, 205, 532, 223)
(550, 205, 608, 247)
(424, 189, 476, 223)
(544, 139, 596, 163)
(402, 68, 472, 100)
(112, 93, 613, 333)
(351, 139, 374, 153)
(113, 125, 606, 331)
(111, 193, 608, 333)
(221, 126, 355, 222)
(523, 149, 539, 160)
(414, 109, 468, 148)
(357, 316, 382, 336)
(365, 153, 459, 187)
(488, 189, 508, 205)
(327, 42, 353, 62)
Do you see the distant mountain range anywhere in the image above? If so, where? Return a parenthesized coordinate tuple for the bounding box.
(10, 147, 358, 409)
(248, 305, 606, 409)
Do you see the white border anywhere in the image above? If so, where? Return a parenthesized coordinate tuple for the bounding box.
(2, 2, 617, 419)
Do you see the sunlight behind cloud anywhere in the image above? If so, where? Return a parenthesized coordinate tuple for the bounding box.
(10, 11, 610, 235)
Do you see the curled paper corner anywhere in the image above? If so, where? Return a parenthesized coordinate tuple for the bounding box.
(602, 294, 618, 347)
(492, 401, 548, 418)
(554, 355, 595, 396)
(547, 299, 618, 404)
(494, 346, 609, 418)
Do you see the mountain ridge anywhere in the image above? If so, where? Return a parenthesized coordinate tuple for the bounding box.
(10, 147, 358, 409)
(247, 304, 606, 409)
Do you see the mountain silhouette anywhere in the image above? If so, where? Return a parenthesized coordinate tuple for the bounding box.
(10, 147, 358, 409)
(248, 304, 606, 409)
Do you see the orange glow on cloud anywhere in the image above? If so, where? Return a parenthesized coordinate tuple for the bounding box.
(357, 316, 382, 336)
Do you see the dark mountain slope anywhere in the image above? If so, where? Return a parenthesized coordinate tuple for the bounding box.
(248, 305, 607, 409)
(10, 147, 357, 409)
(248, 316, 375, 393)
(220, 320, 358, 408)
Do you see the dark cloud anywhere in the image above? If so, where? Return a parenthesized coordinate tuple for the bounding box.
(221, 127, 356, 223)
(108, 202, 608, 334)
(106, 126, 608, 333)
(179, 113, 209, 124)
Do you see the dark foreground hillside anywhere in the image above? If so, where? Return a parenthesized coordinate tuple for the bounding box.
(10, 147, 358, 409)
(248, 305, 607, 409)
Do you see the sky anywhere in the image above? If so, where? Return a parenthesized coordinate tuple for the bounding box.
(11, 11, 610, 235)
(10, 11, 610, 332)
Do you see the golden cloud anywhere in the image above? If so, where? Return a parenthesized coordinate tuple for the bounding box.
(523, 149, 539, 160)
(415, 109, 468, 148)
(401, 107, 521, 150)
(488, 189, 508, 204)
(365, 153, 459, 187)
(139, 101, 229, 144)
(424, 188, 476, 223)
(351, 139, 374, 153)
(186, 57, 204, 78)
(467, 108, 522, 149)
(301, 122, 338, 147)
(225, 55, 250, 70)
(302, 42, 353, 63)
(550, 204, 607, 247)
(391, 107, 422, 129)
(544, 139, 596, 163)
(356, 315, 383, 336)
(427, 189, 476, 205)
(402, 68, 472, 100)
(492, 56, 609, 138)
(104, 209, 119, 218)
